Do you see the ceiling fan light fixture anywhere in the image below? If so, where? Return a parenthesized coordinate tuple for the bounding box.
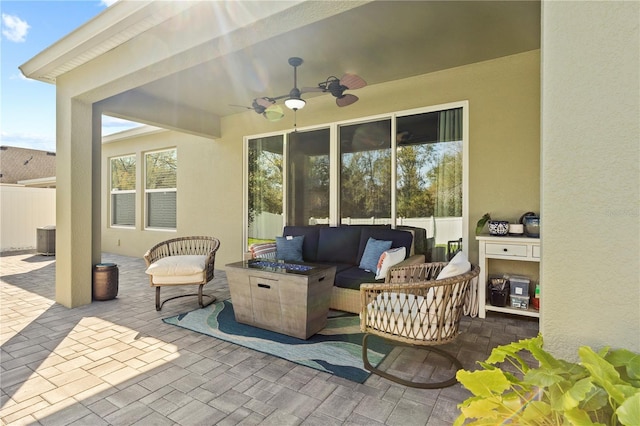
(263, 104, 284, 121)
(284, 97, 306, 111)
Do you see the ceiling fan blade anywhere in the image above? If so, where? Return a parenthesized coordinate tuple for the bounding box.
(336, 93, 358, 107)
(255, 97, 273, 108)
(340, 74, 367, 90)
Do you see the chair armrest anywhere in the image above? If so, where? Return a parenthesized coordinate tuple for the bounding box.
(383, 254, 425, 282)
(247, 242, 277, 260)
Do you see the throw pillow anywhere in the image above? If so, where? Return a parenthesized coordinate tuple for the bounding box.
(250, 242, 277, 259)
(276, 235, 304, 262)
(375, 246, 406, 279)
(359, 237, 392, 272)
(436, 250, 471, 280)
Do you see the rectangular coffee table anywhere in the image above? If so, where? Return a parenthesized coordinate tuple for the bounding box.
(225, 259, 336, 339)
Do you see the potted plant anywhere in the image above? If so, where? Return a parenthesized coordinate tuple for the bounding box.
(455, 334, 640, 425)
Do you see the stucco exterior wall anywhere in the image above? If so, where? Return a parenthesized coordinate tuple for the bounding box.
(541, 1, 640, 357)
(102, 50, 541, 269)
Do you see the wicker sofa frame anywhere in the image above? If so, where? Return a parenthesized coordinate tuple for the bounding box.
(360, 261, 480, 388)
(144, 236, 220, 311)
(245, 242, 424, 314)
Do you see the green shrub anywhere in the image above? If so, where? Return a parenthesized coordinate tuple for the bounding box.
(455, 334, 640, 425)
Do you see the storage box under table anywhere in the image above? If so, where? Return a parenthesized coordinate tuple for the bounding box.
(509, 275, 530, 297)
(510, 295, 530, 309)
(225, 260, 336, 339)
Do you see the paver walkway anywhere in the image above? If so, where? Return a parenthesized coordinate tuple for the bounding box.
(1, 252, 538, 425)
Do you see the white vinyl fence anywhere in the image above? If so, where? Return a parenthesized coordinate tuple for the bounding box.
(249, 212, 463, 246)
(0, 185, 56, 252)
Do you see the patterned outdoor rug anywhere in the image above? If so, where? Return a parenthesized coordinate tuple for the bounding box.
(163, 300, 393, 383)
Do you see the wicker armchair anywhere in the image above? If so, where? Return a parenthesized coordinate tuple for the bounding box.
(360, 261, 480, 388)
(144, 236, 220, 311)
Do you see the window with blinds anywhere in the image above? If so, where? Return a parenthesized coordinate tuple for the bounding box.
(110, 155, 136, 227)
(145, 149, 177, 229)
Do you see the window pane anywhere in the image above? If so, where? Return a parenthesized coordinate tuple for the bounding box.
(396, 107, 463, 261)
(247, 135, 283, 244)
(340, 120, 391, 224)
(147, 191, 176, 228)
(112, 193, 135, 226)
(111, 155, 136, 227)
(111, 155, 136, 190)
(146, 150, 176, 189)
(287, 129, 330, 226)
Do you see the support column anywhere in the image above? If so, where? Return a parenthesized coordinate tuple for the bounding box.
(55, 96, 101, 308)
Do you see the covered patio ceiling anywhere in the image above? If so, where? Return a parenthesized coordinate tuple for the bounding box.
(22, 0, 540, 134)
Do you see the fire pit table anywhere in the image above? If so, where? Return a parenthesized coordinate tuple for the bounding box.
(225, 259, 336, 339)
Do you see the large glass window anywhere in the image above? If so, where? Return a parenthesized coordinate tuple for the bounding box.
(110, 155, 136, 227)
(247, 135, 284, 244)
(340, 120, 392, 224)
(397, 107, 463, 260)
(244, 102, 467, 257)
(145, 149, 177, 229)
(287, 129, 330, 226)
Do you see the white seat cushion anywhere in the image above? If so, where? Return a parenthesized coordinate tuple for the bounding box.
(145, 255, 206, 277)
(150, 272, 206, 285)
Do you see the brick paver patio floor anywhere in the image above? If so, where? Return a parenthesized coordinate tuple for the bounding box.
(1, 252, 538, 425)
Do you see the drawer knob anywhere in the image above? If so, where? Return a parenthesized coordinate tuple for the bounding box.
(257, 283, 271, 289)
(503, 248, 508, 252)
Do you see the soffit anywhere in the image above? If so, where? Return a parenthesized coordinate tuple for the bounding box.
(131, 0, 541, 118)
(21, 1, 541, 122)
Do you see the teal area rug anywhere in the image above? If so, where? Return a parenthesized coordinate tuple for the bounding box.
(162, 300, 392, 383)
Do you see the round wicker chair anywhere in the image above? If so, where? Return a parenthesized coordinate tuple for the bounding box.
(144, 236, 220, 311)
(360, 261, 480, 388)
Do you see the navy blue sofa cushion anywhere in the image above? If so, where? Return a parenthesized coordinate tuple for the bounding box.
(356, 227, 413, 265)
(317, 226, 362, 264)
(334, 266, 383, 290)
(282, 225, 323, 262)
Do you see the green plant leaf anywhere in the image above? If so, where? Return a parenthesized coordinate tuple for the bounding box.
(617, 392, 640, 426)
(475, 213, 491, 235)
(580, 386, 611, 412)
(486, 336, 541, 371)
(579, 346, 627, 404)
(562, 378, 595, 411)
(456, 369, 511, 397)
(458, 397, 502, 420)
(606, 349, 640, 383)
(520, 400, 552, 422)
(524, 368, 565, 387)
(563, 406, 606, 426)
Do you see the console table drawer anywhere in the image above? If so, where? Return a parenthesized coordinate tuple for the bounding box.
(486, 243, 528, 257)
(532, 245, 541, 258)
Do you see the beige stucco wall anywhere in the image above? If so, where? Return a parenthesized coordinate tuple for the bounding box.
(103, 49, 540, 269)
(541, 1, 640, 357)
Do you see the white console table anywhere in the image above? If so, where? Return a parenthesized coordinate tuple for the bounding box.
(476, 235, 540, 319)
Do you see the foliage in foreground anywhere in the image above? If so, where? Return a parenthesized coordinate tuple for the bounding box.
(455, 335, 640, 425)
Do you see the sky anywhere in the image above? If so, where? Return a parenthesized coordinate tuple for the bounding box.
(1, 0, 139, 152)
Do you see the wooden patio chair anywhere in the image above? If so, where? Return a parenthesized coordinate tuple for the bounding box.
(144, 236, 220, 311)
(360, 258, 480, 388)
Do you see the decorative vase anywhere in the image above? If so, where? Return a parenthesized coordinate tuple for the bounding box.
(488, 220, 509, 236)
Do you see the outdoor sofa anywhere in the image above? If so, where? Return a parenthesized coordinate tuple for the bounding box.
(246, 225, 426, 313)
